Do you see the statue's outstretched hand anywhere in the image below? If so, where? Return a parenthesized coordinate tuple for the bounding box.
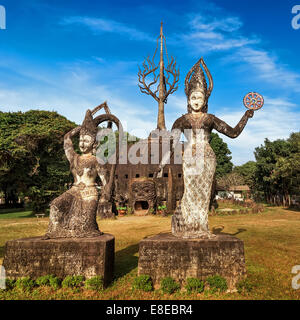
(246, 109, 254, 118)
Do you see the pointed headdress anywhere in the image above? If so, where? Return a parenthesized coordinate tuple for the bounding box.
(185, 57, 214, 99)
(80, 109, 98, 138)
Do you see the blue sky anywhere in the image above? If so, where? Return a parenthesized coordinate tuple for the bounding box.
(0, 0, 299, 165)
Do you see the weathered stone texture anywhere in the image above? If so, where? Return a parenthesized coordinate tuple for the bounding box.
(97, 202, 115, 219)
(138, 233, 246, 290)
(3, 234, 114, 287)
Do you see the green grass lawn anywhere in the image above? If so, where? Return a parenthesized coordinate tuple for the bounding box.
(0, 206, 300, 300)
(0, 211, 34, 219)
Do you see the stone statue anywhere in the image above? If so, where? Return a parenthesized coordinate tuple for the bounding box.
(158, 58, 254, 239)
(44, 107, 122, 239)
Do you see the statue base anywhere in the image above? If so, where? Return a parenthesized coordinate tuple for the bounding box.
(3, 234, 114, 287)
(138, 233, 246, 290)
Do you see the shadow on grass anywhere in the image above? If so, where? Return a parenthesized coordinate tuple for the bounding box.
(114, 243, 139, 279)
(212, 226, 247, 236)
(285, 207, 300, 213)
(0, 245, 4, 260)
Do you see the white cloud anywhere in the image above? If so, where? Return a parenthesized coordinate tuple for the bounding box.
(0, 85, 156, 139)
(172, 11, 300, 92)
(60, 11, 300, 92)
(189, 15, 243, 33)
(233, 48, 300, 91)
(0, 60, 156, 139)
(172, 13, 259, 53)
(61, 16, 154, 42)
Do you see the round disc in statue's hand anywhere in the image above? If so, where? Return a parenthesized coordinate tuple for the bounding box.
(243, 92, 264, 111)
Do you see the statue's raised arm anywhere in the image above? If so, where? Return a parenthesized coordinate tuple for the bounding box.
(64, 126, 81, 162)
(212, 109, 254, 139)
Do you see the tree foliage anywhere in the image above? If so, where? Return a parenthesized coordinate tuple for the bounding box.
(0, 110, 76, 212)
(217, 172, 245, 190)
(233, 161, 256, 189)
(270, 133, 300, 195)
(210, 132, 233, 178)
(254, 132, 300, 205)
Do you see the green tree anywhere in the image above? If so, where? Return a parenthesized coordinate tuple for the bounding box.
(217, 172, 245, 190)
(210, 132, 233, 178)
(270, 133, 300, 205)
(233, 161, 256, 188)
(0, 110, 76, 212)
(254, 133, 300, 205)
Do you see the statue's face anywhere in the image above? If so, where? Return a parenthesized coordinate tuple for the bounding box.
(79, 134, 94, 154)
(189, 90, 206, 112)
(131, 181, 156, 201)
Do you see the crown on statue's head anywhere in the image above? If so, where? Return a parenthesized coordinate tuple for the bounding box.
(80, 109, 98, 138)
(185, 57, 214, 99)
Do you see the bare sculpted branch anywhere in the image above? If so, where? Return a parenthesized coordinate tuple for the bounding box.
(138, 23, 179, 130)
(138, 56, 159, 102)
(164, 56, 179, 101)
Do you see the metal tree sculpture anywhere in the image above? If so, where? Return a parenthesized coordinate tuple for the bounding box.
(138, 22, 179, 130)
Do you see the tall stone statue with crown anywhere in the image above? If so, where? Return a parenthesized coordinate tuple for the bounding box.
(156, 58, 254, 239)
(138, 57, 262, 291)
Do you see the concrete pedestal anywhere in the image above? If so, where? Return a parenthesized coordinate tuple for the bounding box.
(3, 234, 114, 287)
(138, 233, 246, 290)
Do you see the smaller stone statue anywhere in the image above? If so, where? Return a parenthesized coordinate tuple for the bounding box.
(44, 106, 122, 239)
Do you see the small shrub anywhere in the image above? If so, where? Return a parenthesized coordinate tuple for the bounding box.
(85, 276, 104, 292)
(185, 278, 204, 294)
(132, 275, 153, 292)
(5, 279, 16, 290)
(206, 275, 228, 293)
(49, 276, 61, 290)
(237, 278, 254, 294)
(62, 275, 85, 288)
(36, 275, 61, 290)
(36, 275, 52, 286)
(15, 277, 36, 291)
(160, 277, 180, 294)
